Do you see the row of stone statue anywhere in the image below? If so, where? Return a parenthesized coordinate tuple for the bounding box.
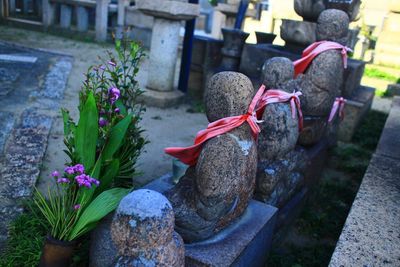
(109, 8, 350, 267)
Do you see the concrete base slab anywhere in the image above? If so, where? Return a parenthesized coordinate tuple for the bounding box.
(186, 200, 277, 267)
(145, 174, 278, 267)
(139, 88, 185, 108)
(338, 85, 375, 142)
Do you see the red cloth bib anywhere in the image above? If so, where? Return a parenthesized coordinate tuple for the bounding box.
(293, 41, 352, 77)
(256, 89, 303, 131)
(164, 85, 266, 166)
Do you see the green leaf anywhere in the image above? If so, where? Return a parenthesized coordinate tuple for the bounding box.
(75, 92, 98, 170)
(102, 115, 132, 161)
(96, 159, 120, 194)
(61, 109, 71, 136)
(68, 188, 130, 240)
(114, 99, 128, 116)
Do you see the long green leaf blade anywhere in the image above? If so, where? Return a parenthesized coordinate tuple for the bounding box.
(102, 115, 132, 161)
(75, 92, 98, 170)
(68, 188, 130, 240)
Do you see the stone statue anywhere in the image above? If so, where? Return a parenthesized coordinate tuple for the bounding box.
(294, 0, 326, 22)
(255, 58, 307, 207)
(296, 9, 349, 145)
(166, 72, 258, 243)
(111, 189, 184, 267)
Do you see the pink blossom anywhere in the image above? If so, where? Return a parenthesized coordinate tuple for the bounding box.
(74, 204, 81, 210)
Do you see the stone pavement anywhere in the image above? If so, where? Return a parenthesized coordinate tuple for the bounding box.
(0, 41, 72, 250)
(330, 97, 400, 266)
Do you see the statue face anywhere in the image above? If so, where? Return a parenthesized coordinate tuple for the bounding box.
(294, 0, 327, 21)
(316, 9, 350, 45)
(261, 57, 294, 89)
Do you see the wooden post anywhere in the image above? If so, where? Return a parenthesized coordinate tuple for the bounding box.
(95, 0, 110, 41)
(42, 0, 56, 27)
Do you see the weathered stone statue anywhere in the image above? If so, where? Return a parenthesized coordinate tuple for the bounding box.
(166, 72, 258, 243)
(111, 189, 184, 267)
(294, 0, 326, 22)
(296, 9, 349, 145)
(255, 58, 306, 207)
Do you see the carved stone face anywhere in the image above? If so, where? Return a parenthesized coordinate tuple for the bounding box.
(204, 71, 254, 122)
(316, 9, 350, 45)
(261, 57, 295, 90)
(294, 0, 326, 22)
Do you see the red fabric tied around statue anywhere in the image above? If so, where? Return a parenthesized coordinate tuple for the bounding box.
(164, 85, 266, 166)
(328, 97, 347, 122)
(293, 41, 352, 77)
(255, 89, 304, 131)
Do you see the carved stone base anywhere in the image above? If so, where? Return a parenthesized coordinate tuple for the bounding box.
(338, 85, 375, 142)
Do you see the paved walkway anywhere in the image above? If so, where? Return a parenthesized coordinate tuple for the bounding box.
(0, 41, 72, 248)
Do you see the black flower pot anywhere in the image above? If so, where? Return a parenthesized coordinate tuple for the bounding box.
(39, 235, 76, 267)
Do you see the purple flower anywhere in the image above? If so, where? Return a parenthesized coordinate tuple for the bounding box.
(51, 171, 60, 177)
(74, 204, 81, 210)
(108, 87, 120, 104)
(114, 108, 120, 114)
(65, 166, 75, 175)
(73, 164, 85, 174)
(93, 67, 98, 72)
(57, 178, 70, 184)
(99, 109, 106, 115)
(75, 174, 100, 188)
(108, 61, 116, 67)
(99, 117, 108, 127)
(99, 65, 106, 71)
(90, 177, 100, 186)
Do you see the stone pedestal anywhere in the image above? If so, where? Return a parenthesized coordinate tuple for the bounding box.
(185, 200, 277, 267)
(338, 85, 375, 142)
(145, 174, 278, 267)
(137, 0, 199, 107)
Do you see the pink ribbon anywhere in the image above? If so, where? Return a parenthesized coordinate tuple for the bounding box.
(164, 85, 266, 166)
(328, 97, 347, 122)
(293, 41, 352, 77)
(256, 89, 303, 131)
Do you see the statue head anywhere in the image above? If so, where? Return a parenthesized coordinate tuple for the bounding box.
(316, 9, 349, 45)
(204, 72, 254, 122)
(261, 57, 294, 90)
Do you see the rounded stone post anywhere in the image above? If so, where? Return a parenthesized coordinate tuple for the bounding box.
(136, 0, 199, 107)
(147, 18, 181, 92)
(111, 189, 185, 267)
(77, 6, 89, 32)
(60, 4, 72, 28)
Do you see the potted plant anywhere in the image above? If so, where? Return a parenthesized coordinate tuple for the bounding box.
(34, 39, 147, 267)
